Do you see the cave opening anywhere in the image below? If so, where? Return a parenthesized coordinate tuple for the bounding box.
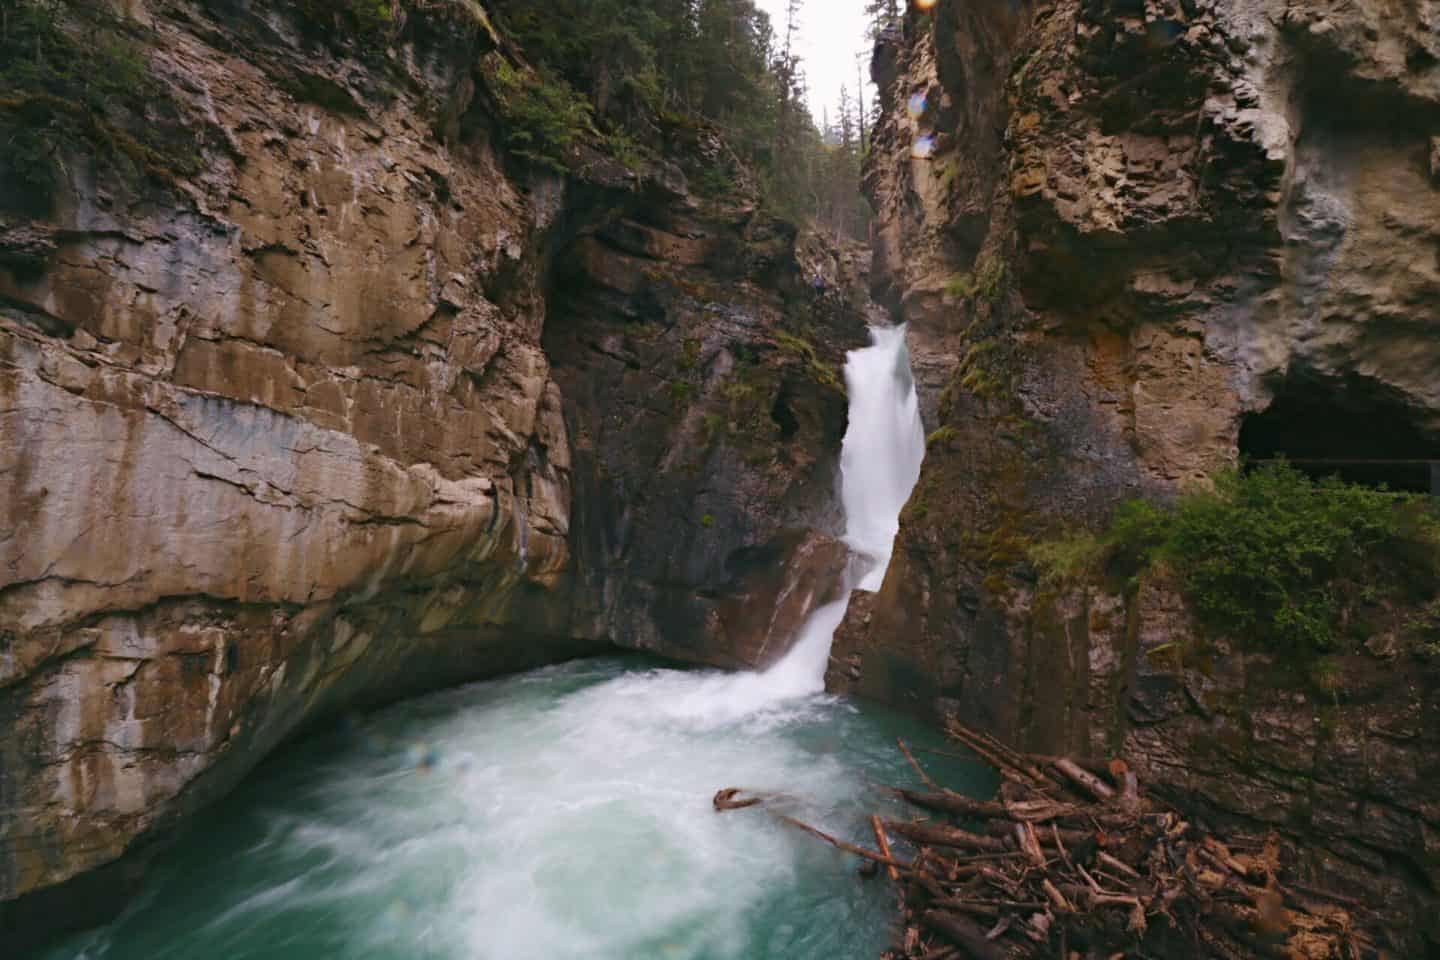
(1239, 371, 1440, 494)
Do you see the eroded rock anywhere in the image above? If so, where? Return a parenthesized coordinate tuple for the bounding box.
(841, 0, 1440, 950)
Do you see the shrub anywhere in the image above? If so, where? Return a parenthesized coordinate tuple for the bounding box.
(1032, 464, 1440, 658)
(487, 59, 594, 171)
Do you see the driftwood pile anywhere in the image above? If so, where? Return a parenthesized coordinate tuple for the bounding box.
(715, 719, 1388, 960)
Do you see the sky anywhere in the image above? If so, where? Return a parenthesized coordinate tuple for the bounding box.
(755, 0, 874, 130)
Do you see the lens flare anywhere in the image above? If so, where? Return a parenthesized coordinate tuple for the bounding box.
(915, 0, 938, 10)
(906, 92, 927, 119)
(911, 135, 935, 159)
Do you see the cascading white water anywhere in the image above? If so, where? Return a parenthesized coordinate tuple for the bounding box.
(839, 325, 927, 592)
(758, 324, 926, 695)
(44, 325, 938, 960)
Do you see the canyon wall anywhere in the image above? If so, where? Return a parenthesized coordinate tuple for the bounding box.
(831, 0, 1440, 950)
(0, 1, 863, 945)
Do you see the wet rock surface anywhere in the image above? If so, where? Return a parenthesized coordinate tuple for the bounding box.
(837, 0, 1440, 950)
(546, 172, 870, 669)
(0, 1, 867, 946)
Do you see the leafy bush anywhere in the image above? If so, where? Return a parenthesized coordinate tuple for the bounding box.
(1032, 464, 1440, 657)
(487, 59, 594, 170)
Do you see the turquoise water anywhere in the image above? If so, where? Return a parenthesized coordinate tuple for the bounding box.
(41, 657, 990, 960)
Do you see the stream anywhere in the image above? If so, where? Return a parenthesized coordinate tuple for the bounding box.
(41, 326, 979, 960)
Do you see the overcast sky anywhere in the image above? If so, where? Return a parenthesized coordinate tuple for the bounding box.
(755, 0, 874, 130)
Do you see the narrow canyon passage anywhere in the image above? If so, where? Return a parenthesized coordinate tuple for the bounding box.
(40, 328, 959, 960)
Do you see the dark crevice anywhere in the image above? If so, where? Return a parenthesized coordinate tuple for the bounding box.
(770, 384, 800, 442)
(1239, 369, 1440, 492)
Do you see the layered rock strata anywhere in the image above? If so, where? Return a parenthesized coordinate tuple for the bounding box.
(0, 1, 865, 945)
(834, 0, 1440, 950)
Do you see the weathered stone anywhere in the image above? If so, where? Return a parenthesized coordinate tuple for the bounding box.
(842, 0, 1440, 950)
(0, 1, 868, 948)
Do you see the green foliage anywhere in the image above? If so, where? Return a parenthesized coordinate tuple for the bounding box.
(952, 338, 1007, 400)
(624, 321, 660, 342)
(0, 1, 197, 207)
(668, 379, 696, 406)
(695, 163, 734, 199)
(488, 0, 869, 236)
(1035, 464, 1440, 658)
(975, 254, 1007, 301)
(488, 59, 594, 170)
(678, 337, 702, 372)
(1027, 531, 1106, 586)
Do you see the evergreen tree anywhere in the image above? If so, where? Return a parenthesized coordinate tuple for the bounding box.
(488, 0, 868, 239)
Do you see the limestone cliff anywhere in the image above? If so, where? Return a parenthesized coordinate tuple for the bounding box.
(833, 0, 1440, 950)
(0, 1, 864, 945)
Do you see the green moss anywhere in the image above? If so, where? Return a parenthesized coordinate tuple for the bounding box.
(296, 0, 398, 37)
(950, 338, 1008, 401)
(926, 426, 957, 449)
(667, 380, 696, 405)
(772, 330, 843, 393)
(944, 255, 1006, 304)
(1027, 532, 1106, 586)
(678, 337, 702, 372)
(974, 253, 1007, 302)
(700, 513, 716, 528)
(944, 272, 976, 300)
(295, 0, 495, 42)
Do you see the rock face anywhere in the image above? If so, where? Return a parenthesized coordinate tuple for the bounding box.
(0, 1, 864, 946)
(836, 0, 1440, 950)
(546, 166, 870, 669)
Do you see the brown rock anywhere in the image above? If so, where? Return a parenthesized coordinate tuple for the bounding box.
(0, 1, 867, 947)
(844, 0, 1440, 950)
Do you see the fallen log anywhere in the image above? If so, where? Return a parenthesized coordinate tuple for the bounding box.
(871, 815, 901, 883)
(712, 787, 763, 811)
(921, 910, 1009, 960)
(771, 813, 914, 872)
(892, 787, 1010, 820)
(898, 738, 941, 791)
(1050, 757, 1114, 802)
(714, 719, 1388, 960)
(884, 820, 1012, 854)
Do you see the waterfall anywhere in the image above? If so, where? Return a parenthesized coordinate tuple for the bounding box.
(43, 326, 941, 960)
(838, 325, 927, 591)
(756, 324, 926, 696)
